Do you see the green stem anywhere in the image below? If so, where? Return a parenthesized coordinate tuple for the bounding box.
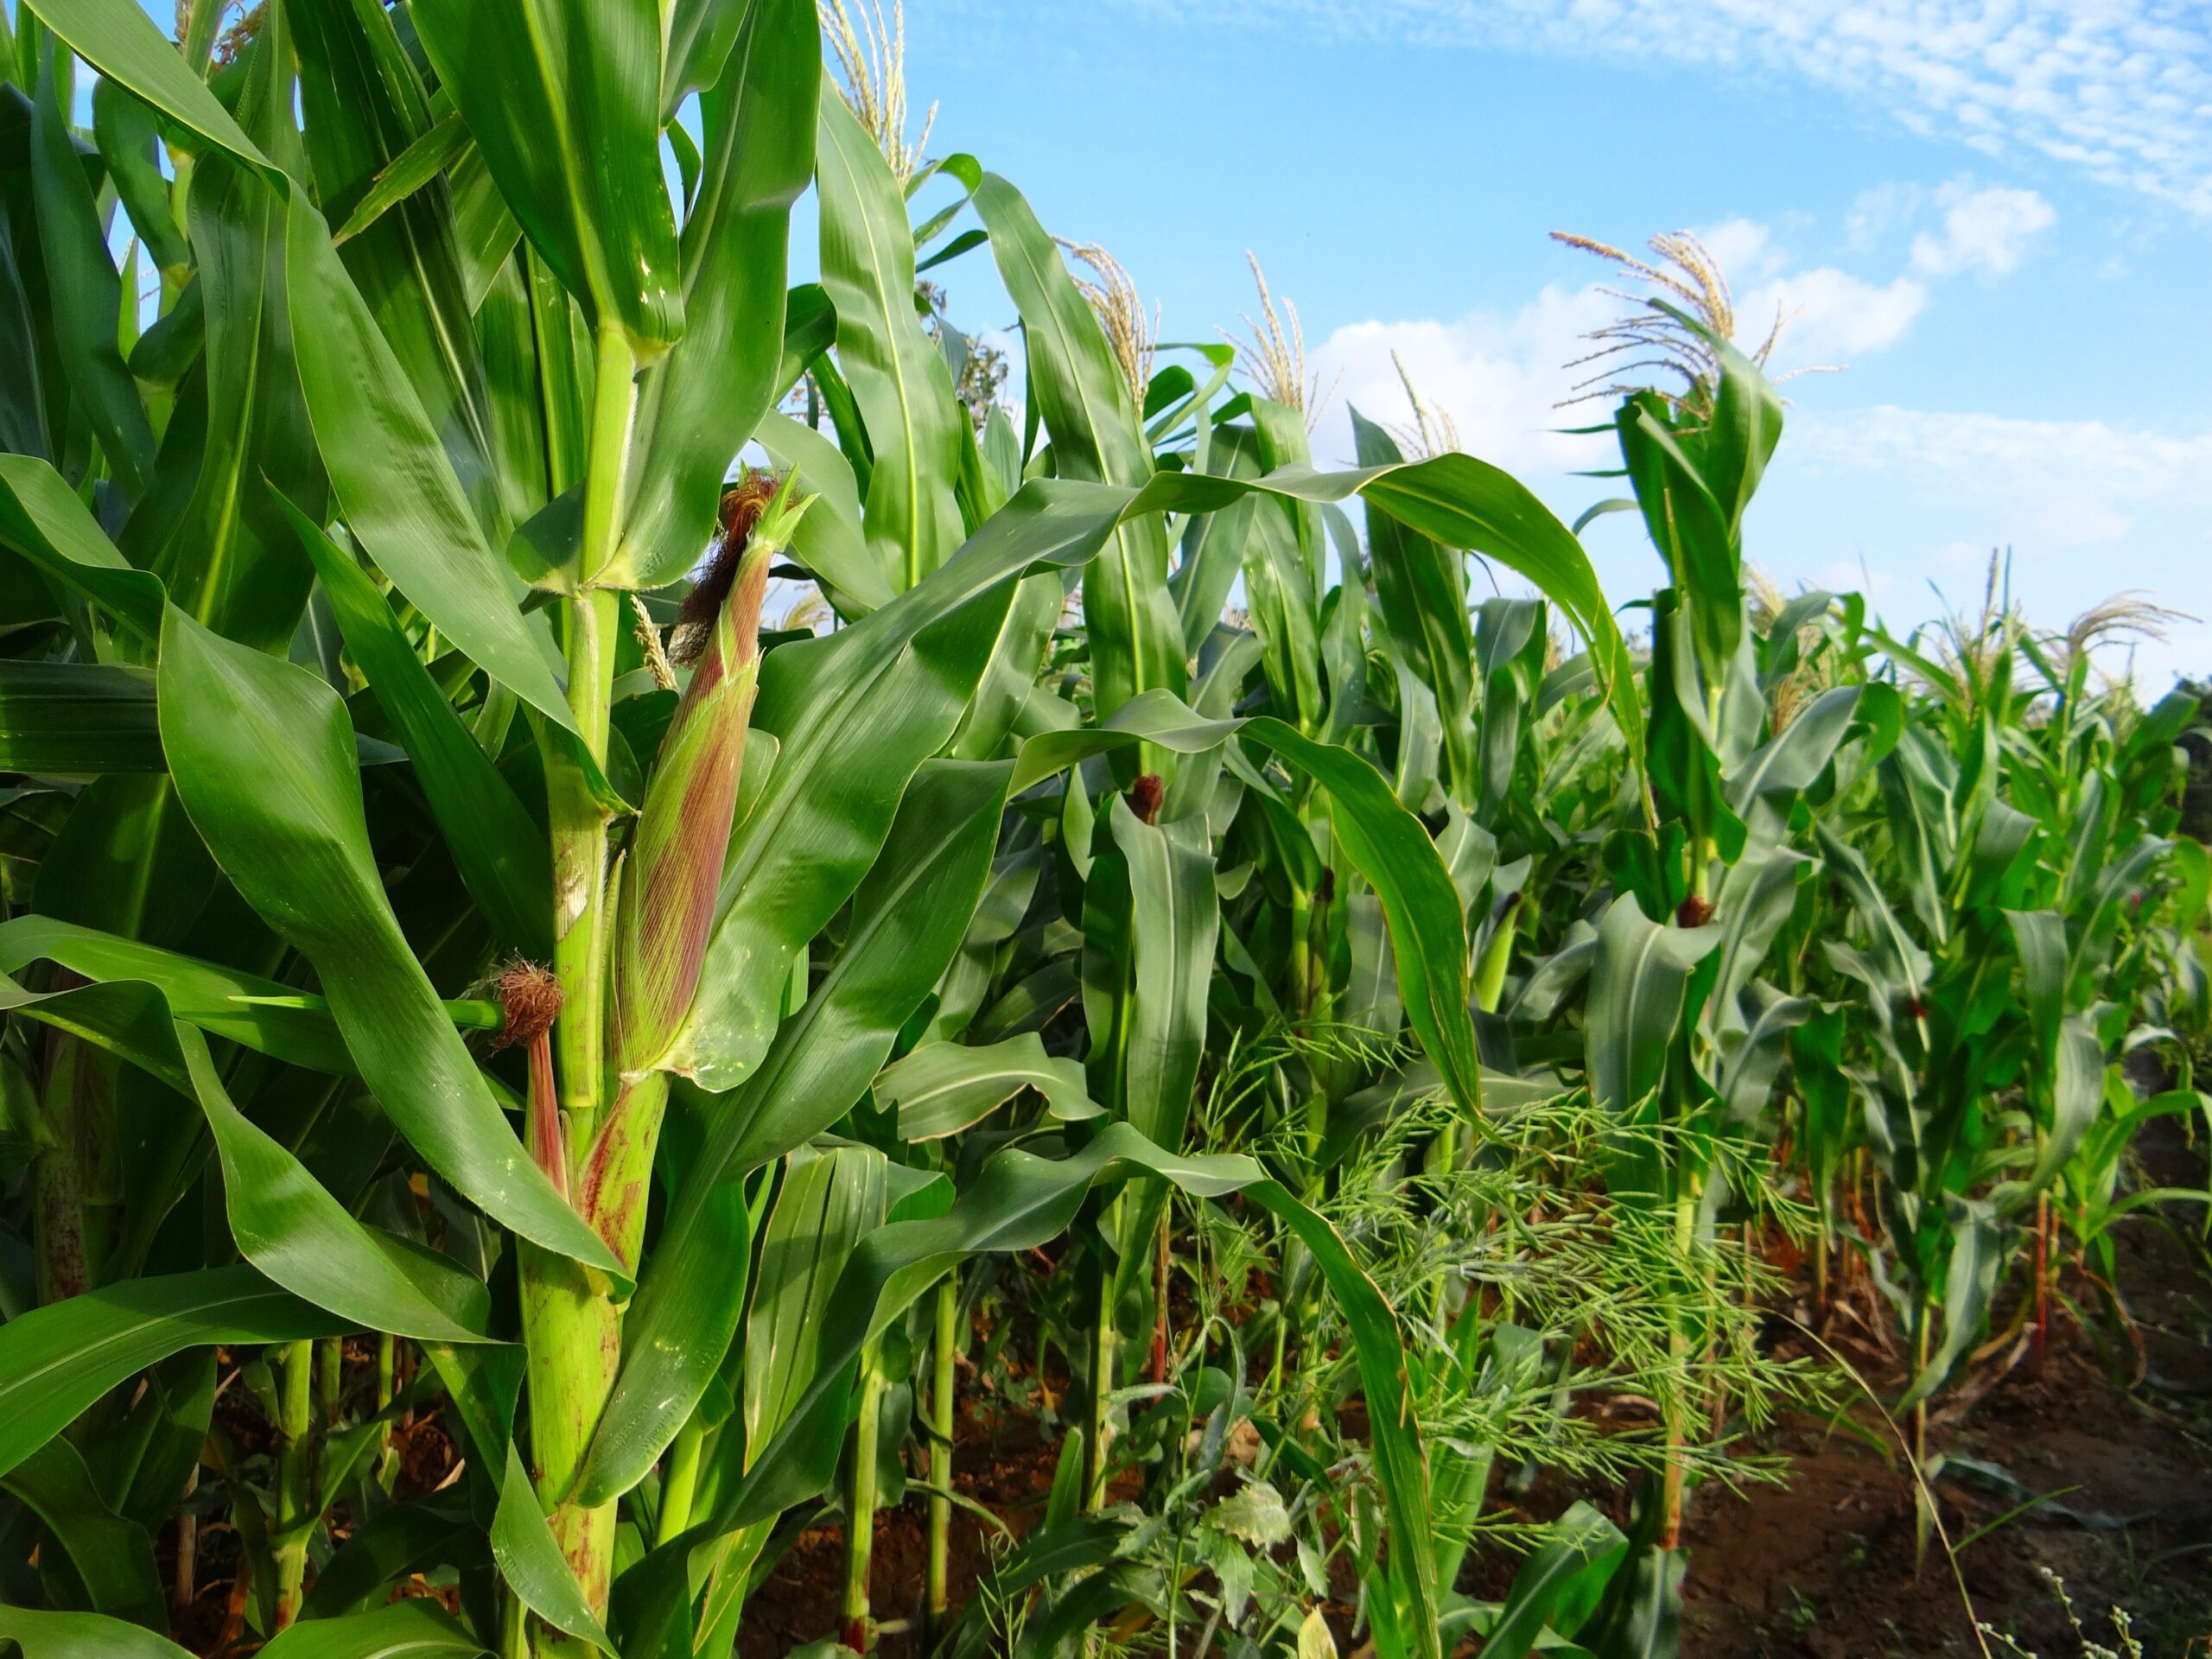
(523, 324, 639, 1659)
(318, 1336, 342, 1428)
(374, 1333, 398, 1492)
(578, 327, 638, 586)
(658, 1415, 703, 1549)
(927, 1274, 958, 1637)
(1086, 1245, 1121, 1510)
(29, 1128, 89, 1306)
(1911, 1305, 1931, 1468)
(549, 586, 620, 1141)
(843, 1343, 886, 1653)
(472, 677, 518, 759)
(1659, 1169, 1702, 1549)
(32, 1029, 112, 1306)
(1429, 1122, 1459, 1332)
(273, 1338, 318, 1630)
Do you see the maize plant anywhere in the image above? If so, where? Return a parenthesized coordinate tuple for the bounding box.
(0, 7, 2202, 1659)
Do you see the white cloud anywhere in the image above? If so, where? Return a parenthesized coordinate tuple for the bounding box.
(1309, 216, 1932, 468)
(1789, 407, 2212, 539)
(1139, 0, 2212, 219)
(1689, 216, 1783, 283)
(1908, 180, 2056, 275)
(1311, 283, 1618, 473)
(1739, 267, 1925, 360)
(1784, 410, 2212, 654)
(1843, 181, 1925, 249)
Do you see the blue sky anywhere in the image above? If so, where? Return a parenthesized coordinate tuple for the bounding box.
(870, 0, 2212, 690)
(66, 1, 2212, 688)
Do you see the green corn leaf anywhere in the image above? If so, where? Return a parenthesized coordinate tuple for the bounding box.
(1705, 847, 1815, 1029)
(664, 0, 750, 114)
(0, 973, 207, 1099)
(1900, 1196, 2002, 1409)
(0, 215, 52, 461)
(1355, 455, 1643, 785)
(258, 1600, 490, 1657)
(613, 1, 817, 589)
(31, 43, 155, 499)
(151, 1, 326, 656)
(492, 1441, 615, 1652)
(1586, 893, 1718, 1124)
(89, 79, 187, 275)
(0, 1440, 165, 1630)
(1084, 792, 1217, 1150)
(0, 961, 490, 1339)
(679, 1124, 1262, 1541)
(0, 915, 351, 1074)
(885, 1033, 1103, 1141)
(742, 1145, 891, 1457)
(0, 454, 163, 637)
(155, 605, 621, 1284)
(1815, 819, 1933, 1002)
(1353, 410, 1477, 803)
(1122, 460, 1642, 780)
(0, 1267, 344, 1481)
(1008, 689, 1242, 794)
(815, 84, 966, 593)
(331, 109, 468, 244)
(279, 496, 552, 958)
(756, 406, 892, 614)
(1241, 718, 1483, 1120)
(1723, 683, 1862, 846)
(173, 1022, 495, 1342)
(283, 196, 572, 728)
(1249, 1182, 1441, 1655)
(2006, 908, 2069, 1058)
(2033, 1016, 2107, 1195)
(0, 661, 162, 775)
(1237, 491, 1326, 734)
(288, 0, 505, 537)
(411, 0, 683, 358)
(2003, 909, 2106, 1198)
(652, 1134, 1439, 1659)
(302, 1504, 480, 1620)
(23, 0, 279, 186)
(1713, 982, 1815, 1126)
(1477, 1506, 1627, 1659)
(1617, 396, 1738, 685)
(976, 171, 1182, 717)
(654, 1159, 889, 1654)
(0, 1606, 193, 1658)
(476, 245, 594, 538)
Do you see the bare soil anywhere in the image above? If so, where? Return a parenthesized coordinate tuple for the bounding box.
(746, 1122, 2212, 1656)
(1681, 1121, 2212, 1659)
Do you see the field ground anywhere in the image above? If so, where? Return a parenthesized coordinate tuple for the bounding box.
(1683, 1117, 2212, 1659)
(731, 1121, 2212, 1658)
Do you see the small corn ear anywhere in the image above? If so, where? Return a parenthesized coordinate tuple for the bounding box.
(614, 474, 810, 1075)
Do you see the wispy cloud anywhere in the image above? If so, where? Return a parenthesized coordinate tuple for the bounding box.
(1789, 405, 2212, 549)
(1129, 0, 2212, 218)
(1308, 213, 1938, 471)
(1784, 405, 2212, 688)
(1907, 180, 2057, 276)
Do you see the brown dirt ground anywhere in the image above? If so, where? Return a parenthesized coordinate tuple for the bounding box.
(153, 1132, 2212, 1657)
(1677, 1122, 2212, 1659)
(746, 1122, 2212, 1656)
